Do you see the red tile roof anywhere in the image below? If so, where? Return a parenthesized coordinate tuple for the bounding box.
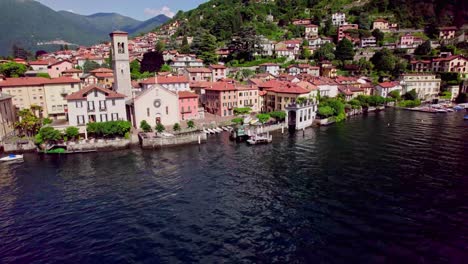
(205, 82, 237, 91)
(66, 85, 126, 100)
(185, 67, 212, 73)
(209, 64, 226, 69)
(94, 73, 114, 78)
(29, 60, 49, 66)
(378, 81, 399, 88)
(267, 82, 310, 94)
(62, 68, 83, 73)
(178, 91, 198, 98)
(90, 68, 113, 73)
(0, 77, 79, 87)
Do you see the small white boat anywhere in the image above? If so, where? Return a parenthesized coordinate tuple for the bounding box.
(446, 108, 454, 112)
(215, 127, 223, 132)
(207, 129, 216, 134)
(246, 134, 273, 145)
(0, 154, 24, 162)
(435, 109, 447, 113)
(203, 129, 210, 134)
(222, 127, 229, 131)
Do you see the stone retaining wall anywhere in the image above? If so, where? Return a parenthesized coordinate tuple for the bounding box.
(3, 141, 37, 153)
(140, 132, 207, 149)
(65, 139, 132, 152)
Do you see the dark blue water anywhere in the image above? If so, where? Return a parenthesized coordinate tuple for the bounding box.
(1, 109, 468, 263)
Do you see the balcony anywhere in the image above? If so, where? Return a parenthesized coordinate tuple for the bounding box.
(99, 107, 107, 111)
(88, 108, 95, 112)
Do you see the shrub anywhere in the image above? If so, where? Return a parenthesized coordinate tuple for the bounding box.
(155, 123, 165, 133)
(234, 107, 252, 115)
(231, 117, 244, 125)
(318, 106, 334, 117)
(35, 126, 62, 144)
(65, 126, 79, 140)
(269, 111, 286, 121)
(398, 100, 421, 108)
(173, 123, 181, 131)
(187, 120, 195, 129)
(140, 120, 152, 132)
(43, 117, 53, 125)
(256, 113, 270, 124)
(86, 121, 131, 138)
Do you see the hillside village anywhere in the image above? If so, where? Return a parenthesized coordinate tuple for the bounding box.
(0, 0, 468, 147)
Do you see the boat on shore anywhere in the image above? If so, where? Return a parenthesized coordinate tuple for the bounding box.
(0, 154, 24, 162)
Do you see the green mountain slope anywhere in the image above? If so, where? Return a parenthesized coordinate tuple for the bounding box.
(58, 11, 141, 35)
(166, 0, 466, 42)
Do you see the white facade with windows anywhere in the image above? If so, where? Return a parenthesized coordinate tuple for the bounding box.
(66, 86, 127, 126)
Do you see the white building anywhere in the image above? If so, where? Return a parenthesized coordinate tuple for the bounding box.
(131, 84, 180, 127)
(399, 74, 441, 101)
(209, 64, 227, 81)
(374, 81, 402, 98)
(305, 24, 319, 38)
(259, 63, 280, 76)
(171, 55, 204, 71)
(310, 77, 339, 98)
(66, 85, 127, 126)
(332, 12, 346, 26)
(285, 99, 317, 130)
(360, 36, 377, 48)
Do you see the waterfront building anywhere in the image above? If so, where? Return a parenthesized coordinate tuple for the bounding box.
(110, 31, 133, 98)
(0, 77, 80, 118)
(66, 85, 127, 126)
(237, 85, 260, 113)
(374, 81, 402, 98)
(0, 93, 16, 141)
(309, 77, 339, 98)
(264, 81, 313, 112)
(285, 99, 317, 130)
(129, 84, 179, 127)
(178, 91, 201, 121)
(140, 75, 190, 92)
(399, 74, 441, 101)
(204, 81, 238, 117)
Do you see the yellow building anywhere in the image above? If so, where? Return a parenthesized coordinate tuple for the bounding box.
(0, 77, 81, 119)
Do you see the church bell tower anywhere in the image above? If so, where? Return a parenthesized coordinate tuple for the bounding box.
(110, 31, 132, 98)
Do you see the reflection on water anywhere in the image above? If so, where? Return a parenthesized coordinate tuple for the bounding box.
(0, 109, 467, 263)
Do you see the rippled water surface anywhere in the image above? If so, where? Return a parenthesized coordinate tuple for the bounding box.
(1, 109, 468, 263)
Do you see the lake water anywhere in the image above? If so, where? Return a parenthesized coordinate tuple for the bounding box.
(1, 109, 467, 263)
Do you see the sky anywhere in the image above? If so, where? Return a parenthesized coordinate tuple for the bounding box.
(36, 0, 208, 21)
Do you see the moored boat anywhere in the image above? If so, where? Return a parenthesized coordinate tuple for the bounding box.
(0, 154, 24, 162)
(246, 134, 273, 145)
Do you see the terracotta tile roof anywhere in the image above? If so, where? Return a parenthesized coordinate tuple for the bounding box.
(48, 60, 73, 67)
(205, 82, 237, 91)
(248, 78, 264, 85)
(0, 77, 79, 87)
(267, 82, 310, 94)
(185, 67, 212, 73)
(94, 73, 114, 78)
(209, 64, 226, 69)
(62, 68, 83, 73)
(190, 81, 212, 88)
(296, 81, 318, 91)
(259, 91, 267, 96)
(90, 68, 113, 73)
(29, 60, 49, 66)
(66, 85, 126, 100)
(178, 91, 198, 98)
(141, 75, 189, 84)
(378, 81, 400, 88)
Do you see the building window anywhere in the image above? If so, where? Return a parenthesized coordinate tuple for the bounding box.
(111, 113, 119, 120)
(77, 115, 85, 125)
(100, 114, 108, 122)
(166, 106, 169, 115)
(94, 90, 98, 97)
(147, 108, 150, 117)
(87, 101, 95, 111)
(99, 100, 106, 110)
(71, 84, 74, 88)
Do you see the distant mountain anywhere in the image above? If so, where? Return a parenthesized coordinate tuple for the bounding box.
(0, 0, 170, 56)
(125, 15, 170, 36)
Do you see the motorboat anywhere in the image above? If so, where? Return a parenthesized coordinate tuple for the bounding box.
(435, 109, 447, 113)
(454, 105, 464, 111)
(0, 154, 24, 162)
(246, 134, 273, 145)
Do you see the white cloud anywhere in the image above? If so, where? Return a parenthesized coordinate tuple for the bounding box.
(144, 6, 175, 18)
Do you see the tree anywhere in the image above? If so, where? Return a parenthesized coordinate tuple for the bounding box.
(155, 40, 166, 53)
(140, 51, 164, 73)
(0, 62, 27, 77)
(301, 47, 312, 60)
(403, 89, 418, 101)
(318, 106, 334, 117)
(43, 117, 53, 125)
(234, 107, 252, 115)
(65, 126, 79, 140)
(35, 127, 62, 144)
(372, 29, 385, 45)
(140, 120, 152, 132)
(256, 113, 270, 124)
(388, 90, 401, 101)
(155, 123, 165, 133)
(173, 123, 181, 132)
(414, 40, 431, 55)
(187, 120, 195, 129)
(269, 111, 286, 121)
(228, 26, 261, 62)
(14, 109, 41, 136)
(83, 60, 100, 73)
(180, 36, 191, 54)
(160, 64, 172, 72)
(314, 43, 335, 61)
(191, 31, 218, 65)
(335, 38, 355, 62)
(371, 49, 396, 73)
(357, 58, 374, 74)
(231, 117, 244, 125)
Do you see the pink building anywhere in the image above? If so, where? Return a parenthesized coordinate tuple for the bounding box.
(400, 34, 414, 46)
(205, 81, 238, 117)
(178, 91, 200, 120)
(48, 60, 74, 78)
